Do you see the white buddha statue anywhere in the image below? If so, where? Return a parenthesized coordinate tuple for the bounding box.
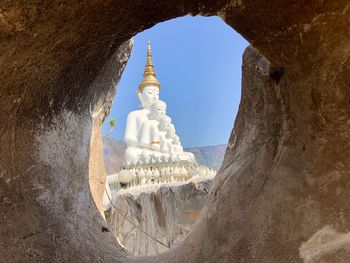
(164, 124, 195, 162)
(123, 41, 196, 165)
(105, 41, 222, 196)
(124, 41, 161, 163)
(165, 124, 183, 153)
(138, 100, 167, 151)
(158, 116, 176, 153)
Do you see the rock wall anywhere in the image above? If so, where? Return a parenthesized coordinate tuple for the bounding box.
(1, 1, 350, 262)
(106, 179, 211, 256)
(0, 38, 132, 262)
(144, 43, 350, 263)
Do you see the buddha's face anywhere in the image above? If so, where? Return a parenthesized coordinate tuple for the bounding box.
(151, 101, 167, 120)
(155, 103, 166, 117)
(138, 85, 159, 109)
(159, 116, 171, 131)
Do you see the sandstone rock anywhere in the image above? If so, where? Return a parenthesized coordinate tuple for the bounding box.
(1, 1, 350, 262)
(0, 39, 133, 262)
(106, 179, 212, 256)
(140, 44, 350, 263)
(300, 226, 350, 263)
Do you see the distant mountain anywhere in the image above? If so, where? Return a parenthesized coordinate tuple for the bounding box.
(185, 144, 227, 171)
(103, 138, 127, 175)
(102, 138, 227, 175)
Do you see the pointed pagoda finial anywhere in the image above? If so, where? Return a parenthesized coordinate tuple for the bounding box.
(138, 41, 161, 92)
(147, 40, 151, 56)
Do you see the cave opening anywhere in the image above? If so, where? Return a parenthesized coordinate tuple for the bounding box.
(2, 1, 348, 262)
(100, 15, 248, 256)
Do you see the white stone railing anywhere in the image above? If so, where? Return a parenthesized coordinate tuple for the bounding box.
(106, 162, 216, 194)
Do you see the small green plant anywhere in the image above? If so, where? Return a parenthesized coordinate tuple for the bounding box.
(103, 118, 116, 138)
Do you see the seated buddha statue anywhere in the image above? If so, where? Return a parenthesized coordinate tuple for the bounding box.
(165, 124, 183, 153)
(165, 124, 195, 162)
(124, 41, 161, 163)
(123, 41, 197, 165)
(158, 116, 175, 153)
(138, 100, 167, 151)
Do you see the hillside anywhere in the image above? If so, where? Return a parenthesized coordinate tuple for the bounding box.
(185, 144, 227, 171)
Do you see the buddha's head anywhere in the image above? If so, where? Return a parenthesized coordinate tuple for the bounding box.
(149, 100, 167, 120)
(159, 116, 172, 131)
(137, 85, 159, 109)
(166, 124, 176, 138)
(172, 134, 180, 145)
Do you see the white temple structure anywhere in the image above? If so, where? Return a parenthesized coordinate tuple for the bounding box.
(105, 42, 216, 198)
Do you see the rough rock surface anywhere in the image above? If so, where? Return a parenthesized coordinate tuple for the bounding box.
(1, 1, 350, 262)
(0, 38, 133, 262)
(106, 179, 211, 256)
(299, 226, 350, 263)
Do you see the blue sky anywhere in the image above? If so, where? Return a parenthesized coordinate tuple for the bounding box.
(102, 15, 248, 147)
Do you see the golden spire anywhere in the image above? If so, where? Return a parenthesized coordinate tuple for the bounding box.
(138, 41, 161, 92)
